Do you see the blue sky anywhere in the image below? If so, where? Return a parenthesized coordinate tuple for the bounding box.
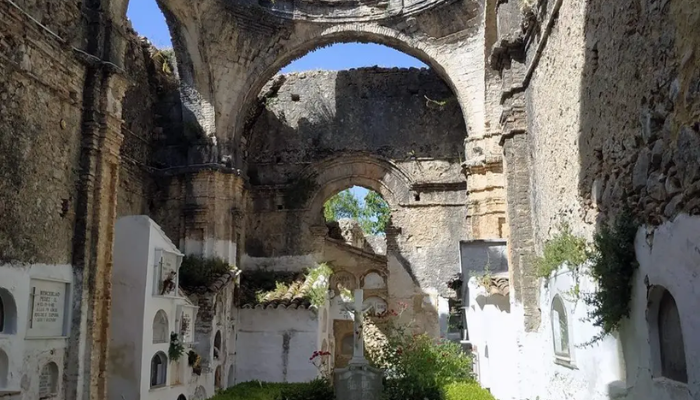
(127, 0, 424, 200)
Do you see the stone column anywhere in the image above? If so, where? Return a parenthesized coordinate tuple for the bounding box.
(66, 69, 128, 400)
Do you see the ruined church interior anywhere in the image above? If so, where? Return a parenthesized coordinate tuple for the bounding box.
(0, 0, 698, 399)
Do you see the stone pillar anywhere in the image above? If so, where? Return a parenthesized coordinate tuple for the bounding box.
(66, 69, 128, 400)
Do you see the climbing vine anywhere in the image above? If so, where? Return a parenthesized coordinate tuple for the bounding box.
(582, 210, 639, 346)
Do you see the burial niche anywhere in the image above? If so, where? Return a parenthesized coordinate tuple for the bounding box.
(150, 352, 168, 387)
(0, 287, 18, 335)
(153, 310, 169, 344)
(193, 386, 207, 400)
(551, 295, 570, 361)
(177, 395, 187, 400)
(652, 288, 687, 383)
(362, 271, 386, 289)
(214, 330, 222, 359)
(38, 362, 59, 398)
(362, 296, 388, 316)
(0, 349, 8, 388)
(215, 366, 222, 389)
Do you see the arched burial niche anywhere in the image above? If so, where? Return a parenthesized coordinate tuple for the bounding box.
(150, 352, 168, 387)
(0, 288, 17, 334)
(0, 349, 7, 388)
(193, 386, 207, 400)
(551, 295, 571, 362)
(38, 362, 59, 397)
(153, 310, 169, 343)
(648, 286, 687, 383)
(213, 330, 222, 360)
(178, 395, 187, 400)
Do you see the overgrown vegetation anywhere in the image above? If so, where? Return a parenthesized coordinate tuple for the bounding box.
(324, 188, 390, 235)
(441, 382, 496, 400)
(582, 210, 639, 345)
(152, 49, 175, 75)
(168, 332, 185, 361)
(209, 380, 334, 400)
(364, 304, 479, 400)
(179, 255, 234, 291)
(305, 263, 333, 308)
(534, 223, 588, 278)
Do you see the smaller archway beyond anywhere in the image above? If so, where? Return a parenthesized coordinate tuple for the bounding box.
(152, 310, 169, 343)
(150, 352, 168, 387)
(0, 288, 17, 334)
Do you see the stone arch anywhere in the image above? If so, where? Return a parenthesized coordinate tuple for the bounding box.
(550, 295, 570, 360)
(150, 351, 168, 387)
(304, 155, 413, 225)
(214, 330, 222, 359)
(38, 362, 59, 397)
(0, 287, 17, 334)
(235, 26, 469, 144)
(647, 286, 687, 383)
(0, 348, 7, 388)
(153, 310, 169, 344)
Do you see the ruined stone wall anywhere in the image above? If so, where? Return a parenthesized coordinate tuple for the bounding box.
(0, 1, 86, 264)
(244, 68, 468, 296)
(527, 0, 700, 243)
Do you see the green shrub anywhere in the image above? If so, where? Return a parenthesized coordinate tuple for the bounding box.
(179, 255, 233, 290)
(277, 378, 334, 400)
(535, 223, 588, 278)
(367, 306, 473, 400)
(210, 380, 334, 400)
(442, 382, 496, 400)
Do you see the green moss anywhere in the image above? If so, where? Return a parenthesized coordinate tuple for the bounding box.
(283, 175, 319, 209)
(179, 255, 234, 291)
(582, 209, 639, 346)
(535, 223, 588, 278)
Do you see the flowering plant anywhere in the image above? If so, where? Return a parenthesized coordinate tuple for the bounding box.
(309, 350, 332, 379)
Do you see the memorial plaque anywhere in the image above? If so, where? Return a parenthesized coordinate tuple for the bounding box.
(362, 297, 387, 316)
(27, 279, 68, 338)
(331, 271, 357, 294)
(38, 363, 58, 397)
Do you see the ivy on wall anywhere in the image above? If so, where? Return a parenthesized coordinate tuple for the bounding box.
(179, 255, 234, 291)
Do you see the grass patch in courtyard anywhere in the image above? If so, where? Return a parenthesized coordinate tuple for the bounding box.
(210, 380, 333, 400)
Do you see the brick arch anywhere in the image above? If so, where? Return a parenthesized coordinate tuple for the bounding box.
(235, 26, 466, 144)
(303, 155, 413, 225)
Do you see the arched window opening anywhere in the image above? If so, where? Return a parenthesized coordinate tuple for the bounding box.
(152, 310, 169, 344)
(38, 362, 59, 398)
(177, 395, 187, 400)
(127, 0, 170, 48)
(657, 289, 687, 383)
(551, 295, 570, 360)
(281, 43, 426, 74)
(0, 288, 17, 335)
(213, 330, 222, 360)
(0, 349, 8, 388)
(150, 352, 168, 388)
